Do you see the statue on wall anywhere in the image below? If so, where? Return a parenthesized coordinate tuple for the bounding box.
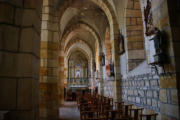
(118, 33, 125, 55)
(144, 0, 154, 36)
(100, 52, 105, 66)
(75, 69, 81, 78)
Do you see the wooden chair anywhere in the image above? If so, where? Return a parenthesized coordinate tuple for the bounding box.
(115, 102, 124, 119)
(129, 108, 143, 120)
(140, 113, 158, 120)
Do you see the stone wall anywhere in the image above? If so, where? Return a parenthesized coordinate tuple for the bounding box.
(151, 0, 180, 119)
(122, 73, 160, 112)
(0, 0, 42, 120)
(167, 1, 180, 119)
(120, 0, 180, 119)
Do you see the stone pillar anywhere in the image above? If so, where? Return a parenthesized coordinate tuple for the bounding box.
(0, 0, 42, 120)
(157, 0, 180, 119)
(99, 55, 104, 95)
(126, 0, 145, 71)
(58, 48, 65, 104)
(112, 31, 122, 102)
(39, 0, 59, 119)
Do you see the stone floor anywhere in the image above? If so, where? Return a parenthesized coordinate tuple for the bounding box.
(59, 101, 80, 120)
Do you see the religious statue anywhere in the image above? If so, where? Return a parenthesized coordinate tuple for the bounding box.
(144, 0, 153, 36)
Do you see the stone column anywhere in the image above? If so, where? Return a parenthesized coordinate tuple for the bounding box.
(112, 32, 122, 102)
(39, 0, 59, 119)
(58, 47, 65, 104)
(0, 0, 42, 120)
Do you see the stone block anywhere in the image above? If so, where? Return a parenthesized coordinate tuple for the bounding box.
(41, 30, 49, 42)
(150, 80, 158, 86)
(147, 99, 152, 105)
(20, 28, 40, 55)
(24, 0, 42, 15)
(42, 14, 50, 21)
(17, 78, 33, 109)
(22, 9, 41, 32)
(159, 15, 169, 28)
(128, 50, 145, 59)
(160, 89, 167, 103)
(127, 25, 143, 31)
(138, 90, 145, 97)
(51, 23, 58, 31)
(128, 62, 137, 71)
(131, 18, 137, 25)
(43, 0, 52, 6)
(172, 27, 180, 42)
(145, 80, 150, 87)
(127, 30, 142, 37)
(1, 0, 23, 6)
(126, 9, 142, 17)
(41, 41, 48, 49)
(40, 67, 48, 76)
(4, 110, 36, 120)
(127, 0, 134, 9)
(152, 99, 158, 107)
(47, 50, 58, 59)
(15, 8, 23, 25)
(0, 52, 18, 77)
(49, 42, 59, 50)
(127, 35, 143, 43)
(170, 89, 178, 105)
(48, 59, 58, 67)
(16, 54, 34, 77)
(137, 18, 142, 25)
(0, 78, 17, 109)
(41, 59, 47, 67)
(153, 91, 159, 98)
(173, 42, 180, 57)
(134, 1, 141, 9)
(0, 3, 14, 23)
(41, 49, 48, 59)
(42, 6, 55, 15)
(41, 20, 48, 30)
(32, 57, 40, 78)
(53, 32, 59, 42)
(160, 103, 180, 119)
(47, 68, 57, 76)
(126, 18, 131, 25)
(147, 91, 153, 97)
(41, 30, 53, 42)
(134, 90, 138, 96)
(127, 41, 144, 50)
(40, 76, 58, 83)
(140, 80, 145, 86)
(160, 75, 177, 88)
(136, 97, 140, 103)
(142, 98, 147, 104)
(0, 25, 19, 51)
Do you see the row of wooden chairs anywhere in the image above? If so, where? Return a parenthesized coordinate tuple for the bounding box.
(77, 93, 158, 120)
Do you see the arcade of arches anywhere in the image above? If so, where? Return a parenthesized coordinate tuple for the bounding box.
(0, 0, 180, 120)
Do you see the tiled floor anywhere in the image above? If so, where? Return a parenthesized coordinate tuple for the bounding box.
(59, 101, 80, 120)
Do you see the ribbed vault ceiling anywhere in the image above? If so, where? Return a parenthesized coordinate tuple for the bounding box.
(57, 0, 109, 58)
